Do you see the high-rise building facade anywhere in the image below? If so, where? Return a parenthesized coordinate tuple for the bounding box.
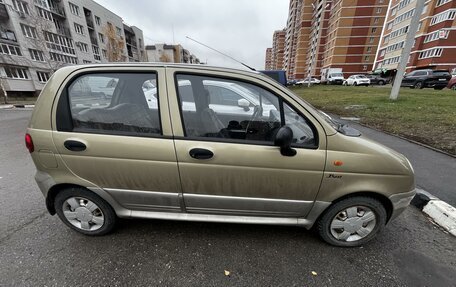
(272, 29, 286, 70)
(264, 47, 273, 69)
(375, 0, 456, 73)
(274, 0, 388, 79)
(0, 0, 146, 97)
(321, 0, 388, 77)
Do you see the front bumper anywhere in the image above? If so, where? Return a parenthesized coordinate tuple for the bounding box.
(389, 189, 416, 221)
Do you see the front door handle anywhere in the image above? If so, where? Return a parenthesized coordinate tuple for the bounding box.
(189, 148, 213, 160)
(64, 140, 87, 152)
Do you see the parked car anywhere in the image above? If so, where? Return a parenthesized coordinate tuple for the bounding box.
(26, 63, 415, 247)
(400, 69, 451, 90)
(447, 76, 456, 90)
(365, 74, 389, 85)
(260, 70, 287, 86)
(343, 75, 370, 86)
(287, 79, 298, 86)
(297, 78, 321, 85)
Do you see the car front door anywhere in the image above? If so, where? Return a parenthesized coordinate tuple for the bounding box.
(166, 68, 326, 217)
(51, 68, 182, 213)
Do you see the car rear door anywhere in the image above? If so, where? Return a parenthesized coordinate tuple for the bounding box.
(166, 67, 326, 217)
(51, 67, 182, 213)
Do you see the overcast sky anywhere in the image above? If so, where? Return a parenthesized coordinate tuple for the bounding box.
(95, 0, 289, 70)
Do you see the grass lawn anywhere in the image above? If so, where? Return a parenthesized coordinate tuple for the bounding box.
(291, 85, 456, 155)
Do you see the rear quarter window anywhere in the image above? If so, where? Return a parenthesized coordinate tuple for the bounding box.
(57, 72, 162, 137)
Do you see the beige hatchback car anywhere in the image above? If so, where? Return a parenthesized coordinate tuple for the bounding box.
(26, 64, 415, 247)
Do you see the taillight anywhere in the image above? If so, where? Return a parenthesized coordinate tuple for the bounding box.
(25, 133, 34, 153)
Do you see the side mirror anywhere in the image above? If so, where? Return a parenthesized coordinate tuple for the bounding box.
(238, 99, 250, 111)
(274, 126, 297, 157)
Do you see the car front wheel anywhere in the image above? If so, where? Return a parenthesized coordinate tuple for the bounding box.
(452, 84, 456, 91)
(414, 81, 423, 89)
(317, 196, 387, 247)
(55, 187, 117, 235)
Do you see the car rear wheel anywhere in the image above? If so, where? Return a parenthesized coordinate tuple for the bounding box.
(452, 84, 456, 91)
(317, 196, 387, 247)
(353, 82, 358, 86)
(55, 187, 117, 236)
(414, 81, 423, 89)
(378, 80, 385, 85)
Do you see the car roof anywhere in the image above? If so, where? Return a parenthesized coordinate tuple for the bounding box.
(56, 62, 261, 77)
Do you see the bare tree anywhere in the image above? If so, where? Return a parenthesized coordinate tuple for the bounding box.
(103, 23, 126, 62)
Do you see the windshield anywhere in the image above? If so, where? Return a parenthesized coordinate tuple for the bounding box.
(332, 73, 343, 77)
(357, 75, 366, 78)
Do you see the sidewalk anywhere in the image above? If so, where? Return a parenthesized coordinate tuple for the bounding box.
(338, 118, 456, 206)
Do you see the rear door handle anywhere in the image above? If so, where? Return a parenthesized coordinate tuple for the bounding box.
(64, 140, 87, 152)
(189, 148, 213, 160)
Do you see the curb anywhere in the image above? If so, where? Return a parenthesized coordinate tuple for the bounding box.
(411, 189, 456, 237)
(0, 104, 35, 109)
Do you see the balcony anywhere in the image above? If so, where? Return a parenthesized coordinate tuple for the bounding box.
(86, 18, 94, 30)
(49, 6, 66, 18)
(55, 27, 71, 37)
(0, 3, 9, 21)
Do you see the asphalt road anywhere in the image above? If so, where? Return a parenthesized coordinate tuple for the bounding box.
(1, 109, 455, 286)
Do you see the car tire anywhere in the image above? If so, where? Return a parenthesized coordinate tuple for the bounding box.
(55, 187, 117, 236)
(353, 82, 357, 86)
(378, 80, 385, 85)
(414, 81, 423, 89)
(452, 84, 456, 91)
(317, 196, 387, 247)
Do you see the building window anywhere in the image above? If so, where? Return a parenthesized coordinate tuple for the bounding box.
(376, 8, 382, 14)
(0, 30, 17, 42)
(387, 21, 393, 30)
(391, 7, 397, 16)
(69, 2, 79, 16)
(36, 71, 50, 83)
(437, 0, 451, 6)
(363, 65, 368, 71)
(44, 31, 75, 55)
(374, 17, 379, 24)
(424, 30, 449, 43)
(419, 48, 443, 59)
(49, 52, 78, 64)
(369, 37, 374, 43)
(364, 56, 370, 62)
(36, 7, 53, 21)
(74, 23, 85, 35)
(0, 44, 22, 56)
(431, 9, 456, 25)
(92, 45, 101, 61)
(371, 27, 377, 33)
(29, 49, 45, 61)
(77, 42, 89, 53)
(83, 60, 92, 64)
(116, 26, 122, 36)
(20, 24, 37, 38)
(102, 49, 107, 58)
(12, 0, 29, 15)
(98, 32, 105, 43)
(367, 47, 372, 52)
(95, 16, 101, 25)
(4, 66, 28, 79)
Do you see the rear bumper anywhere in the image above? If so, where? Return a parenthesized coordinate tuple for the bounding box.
(389, 189, 416, 221)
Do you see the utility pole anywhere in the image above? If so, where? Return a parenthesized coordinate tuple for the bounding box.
(389, 0, 426, 100)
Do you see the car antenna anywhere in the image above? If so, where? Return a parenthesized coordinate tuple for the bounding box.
(186, 36, 256, 71)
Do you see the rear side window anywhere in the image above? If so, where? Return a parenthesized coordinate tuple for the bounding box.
(432, 71, 450, 76)
(61, 72, 161, 136)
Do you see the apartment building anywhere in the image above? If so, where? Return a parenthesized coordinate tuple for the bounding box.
(145, 44, 200, 64)
(375, 0, 456, 73)
(264, 29, 286, 70)
(0, 0, 146, 97)
(283, 0, 303, 79)
(264, 47, 273, 69)
(321, 0, 389, 77)
(272, 29, 286, 70)
(274, 0, 388, 79)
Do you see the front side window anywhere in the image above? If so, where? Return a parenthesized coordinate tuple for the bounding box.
(175, 74, 316, 147)
(66, 73, 161, 136)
